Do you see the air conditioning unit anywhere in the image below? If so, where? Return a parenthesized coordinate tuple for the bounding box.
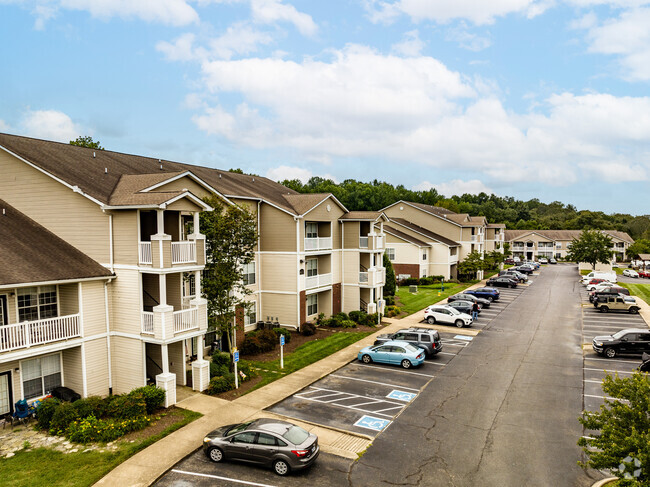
(367, 303, 377, 314)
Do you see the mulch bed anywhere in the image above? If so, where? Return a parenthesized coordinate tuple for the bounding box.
(118, 406, 187, 442)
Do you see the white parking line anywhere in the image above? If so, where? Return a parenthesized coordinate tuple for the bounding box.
(584, 394, 627, 402)
(305, 386, 406, 406)
(171, 469, 278, 487)
(437, 351, 458, 356)
(328, 374, 420, 391)
(353, 363, 437, 377)
(372, 405, 405, 414)
(583, 367, 634, 375)
(444, 342, 469, 347)
(307, 392, 346, 401)
(584, 379, 604, 384)
(584, 356, 640, 365)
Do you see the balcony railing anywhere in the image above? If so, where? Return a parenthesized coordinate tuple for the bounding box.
(173, 308, 199, 333)
(305, 237, 332, 251)
(359, 236, 369, 248)
(141, 305, 205, 338)
(359, 268, 386, 287)
(359, 235, 385, 250)
(142, 311, 154, 335)
(0, 315, 80, 353)
(305, 272, 332, 290)
(139, 242, 153, 265)
(171, 241, 196, 264)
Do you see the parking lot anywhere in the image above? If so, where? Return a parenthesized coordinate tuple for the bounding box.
(579, 283, 647, 412)
(465, 278, 534, 330)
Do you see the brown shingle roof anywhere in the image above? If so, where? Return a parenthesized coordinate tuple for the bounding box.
(505, 229, 634, 243)
(0, 200, 113, 286)
(384, 225, 428, 247)
(282, 193, 346, 216)
(339, 211, 384, 221)
(407, 202, 457, 217)
(389, 218, 460, 247)
(487, 223, 506, 228)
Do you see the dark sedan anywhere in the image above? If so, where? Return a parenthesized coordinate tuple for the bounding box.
(464, 287, 500, 301)
(486, 276, 518, 288)
(446, 300, 479, 315)
(448, 293, 491, 308)
(499, 270, 528, 282)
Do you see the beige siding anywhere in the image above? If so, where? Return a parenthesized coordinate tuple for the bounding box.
(259, 205, 296, 252)
(166, 273, 182, 309)
(309, 289, 331, 318)
(156, 177, 211, 198)
(168, 341, 185, 386)
(61, 347, 83, 396)
(0, 150, 110, 263)
(4, 293, 16, 324)
(111, 336, 145, 394)
(112, 210, 139, 266)
(110, 270, 141, 334)
(342, 251, 360, 283)
(384, 205, 460, 241)
(342, 222, 360, 249)
(81, 280, 107, 336)
(260, 293, 298, 327)
(84, 338, 110, 397)
(58, 283, 79, 316)
(343, 286, 359, 314)
(260, 254, 297, 292)
(166, 199, 204, 212)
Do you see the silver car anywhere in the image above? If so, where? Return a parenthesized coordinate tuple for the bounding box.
(203, 418, 319, 476)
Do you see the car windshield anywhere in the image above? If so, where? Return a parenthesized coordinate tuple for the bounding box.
(448, 307, 460, 315)
(283, 425, 310, 445)
(227, 421, 254, 435)
(404, 344, 420, 353)
(612, 330, 630, 339)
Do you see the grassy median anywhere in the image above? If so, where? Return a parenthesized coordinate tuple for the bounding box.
(396, 282, 472, 316)
(618, 282, 650, 305)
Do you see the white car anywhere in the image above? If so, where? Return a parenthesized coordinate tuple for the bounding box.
(539, 258, 548, 264)
(424, 305, 473, 328)
(587, 282, 615, 292)
(623, 269, 639, 278)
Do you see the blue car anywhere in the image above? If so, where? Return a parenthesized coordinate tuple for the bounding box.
(358, 340, 425, 369)
(463, 287, 500, 302)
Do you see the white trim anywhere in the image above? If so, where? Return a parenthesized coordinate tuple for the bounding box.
(107, 264, 204, 273)
(104, 281, 112, 392)
(296, 218, 301, 326)
(80, 342, 88, 397)
(110, 329, 206, 345)
(0, 144, 106, 207)
(259, 290, 298, 296)
(140, 171, 232, 205)
(305, 285, 332, 296)
(298, 194, 348, 217)
(0, 275, 112, 292)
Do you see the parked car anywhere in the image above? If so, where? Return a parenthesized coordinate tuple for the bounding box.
(586, 278, 607, 287)
(581, 271, 617, 285)
(448, 293, 491, 308)
(513, 265, 534, 275)
(486, 276, 518, 288)
(424, 305, 473, 328)
(464, 287, 500, 302)
(539, 257, 548, 264)
(592, 329, 650, 358)
(587, 281, 616, 292)
(549, 258, 557, 264)
(446, 300, 478, 315)
(638, 269, 650, 278)
(593, 295, 640, 314)
(524, 261, 540, 269)
(203, 418, 319, 476)
(499, 270, 528, 282)
(623, 269, 639, 278)
(504, 258, 516, 265)
(589, 288, 630, 303)
(374, 328, 442, 357)
(358, 340, 426, 368)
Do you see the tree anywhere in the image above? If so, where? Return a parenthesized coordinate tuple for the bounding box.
(483, 250, 505, 270)
(627, 239, 650, 261)
(502, 242, 512, 258)
(383, 253, 396, 296)
(566, 230, 613, 269)
(69, 136, 103, 150)
(200, 195, 257, 355)
(457, 251, 485, 279)
(578, 371, 650, 485)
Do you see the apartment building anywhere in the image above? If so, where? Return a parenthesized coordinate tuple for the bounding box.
(0, 133, 387, 407)
(504, 230, 634, 262)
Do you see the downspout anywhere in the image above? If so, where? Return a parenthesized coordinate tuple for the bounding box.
(341, 223, 344, 313)
(295, 217, 301, 327)
(104, 278, 114, 395)
(109, 213, 114, 273)
(257, 200, 262, 325)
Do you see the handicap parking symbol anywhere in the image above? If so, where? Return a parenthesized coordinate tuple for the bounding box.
(386, 390, 417, 402)
(354, 415, 391, 432)
(454, 335, 473, 341)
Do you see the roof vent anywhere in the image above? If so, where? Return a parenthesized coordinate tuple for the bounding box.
(159, 159, 162, 170)
(2, 208, 5, 215)
(219, 174, 221, 178)
(252, 178, 255, 182)
(93, 152, 96, 158)
(105, 167, 108, 174)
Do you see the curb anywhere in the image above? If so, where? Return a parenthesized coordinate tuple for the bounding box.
(591, 477, 617, 487)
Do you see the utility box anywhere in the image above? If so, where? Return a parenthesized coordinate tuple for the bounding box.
(409, 285, 417, 293)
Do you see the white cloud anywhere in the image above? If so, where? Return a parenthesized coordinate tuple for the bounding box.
(157, 33, 203, 62)
(20, 109, 83, 142)
(445, 23, 492, 51)
(250, 0, 317, 36)
(391, 30, 425, 56)
(365, 0, 551, 25)
(0, 119, 11, 132)
(414, 179, 494, 196)
(208, 23, 275, 59)
(189, 46, 650, 186)
(266, 165, 313, 183)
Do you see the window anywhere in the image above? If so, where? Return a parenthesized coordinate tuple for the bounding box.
(556, 242, 562, 249)
(22, 354, 62, 400)
(244, 307, 257, 327)
(307, 294, 318, 316)
(182, 273, 196, 299)
(306, 222, 318, 239)
(242, 262, 256, 285)
(257, 433, 278, 446)
(306, 259, 318, 277)
(18, 286, 57, 322)
(385, 248, 396, 261)
(233, 432, 257, 444)
(422, 251, 427, 261)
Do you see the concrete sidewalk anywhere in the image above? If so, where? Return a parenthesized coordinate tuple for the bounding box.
(94, 285, 484, 487)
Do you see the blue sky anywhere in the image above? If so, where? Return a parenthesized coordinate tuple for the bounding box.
(1, 1, 649, 215)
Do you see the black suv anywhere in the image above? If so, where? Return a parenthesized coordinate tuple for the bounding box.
(448, 293, 491, 308)
(593, 328, 650, 358)
(589, 287, 630, 303)
(374, 328, 442, 357)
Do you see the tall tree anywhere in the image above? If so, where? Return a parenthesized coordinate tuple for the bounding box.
(200, 195, 257, 354)
(626, 239, 650, 261)
(566, 230, 613, 269)
(383, 253, 396, 297)
(578, 372, 650, 485)
(69, 136, 103, 150)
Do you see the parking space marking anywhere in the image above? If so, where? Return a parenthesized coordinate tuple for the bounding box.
(354, 415, 391, 431)
(171, 470, 277, 487)
(386, 390, 418, 402)
(437, 352, 459, 356)
(328, 374, 420, 391)
(453, 335, 473, 341)
(584, 367, 634, 375)
(352, 363, 437, 377)
(584, 394, 627, 402)
(295, 386, 407, 418)
(584, 357, 640, 365)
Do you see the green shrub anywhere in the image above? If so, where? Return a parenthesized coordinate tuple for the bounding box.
(348, 310, 365, 323)
(210, 361, 230, 378)
(334, 312, 349, 322)
(237, 360, 256, 382)
(386, 306, 402, 318)
(130, 386, 165, 414)
(49, 402, 80, 435)
(384, 296, 395, 306)
(257, 329, 278, 349)
(206, 373, 236, 394)
(419, 276, 434, 285)
(323, 317, 341, 328)
(340, 320, 357, 328)
(315, 313, 326, 326)
(66, 415, 150, 444)
(36, 397, 61, 430)
(364, 313, 380, 327)
(106, 393, 146, 420)
(301, 322, 316, 336)
(212, 351, 231, 368)
(240, 334, 265, 355)
(72, 396, 106, 419)
(274, 327, 292, 344)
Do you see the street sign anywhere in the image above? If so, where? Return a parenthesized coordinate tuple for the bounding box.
(233, 350, 239, 362)
(280, 335, 285, 346)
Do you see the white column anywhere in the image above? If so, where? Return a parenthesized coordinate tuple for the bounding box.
(156, 209, 165, 235)
(156, 343, 176, 407)
(191, 334, 210, 392)
(193, 211, 200, 234)
(159, 274, 167, 306)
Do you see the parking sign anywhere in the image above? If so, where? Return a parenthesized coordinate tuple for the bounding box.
(233, 350, 239, 363)
(280, 335, 285, 346)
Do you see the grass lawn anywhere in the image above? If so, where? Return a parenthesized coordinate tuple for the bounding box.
(396, 281, 472, 316)
(0, 408, 201, 487)
(246, 331, 372, 392)
(618, 282, 650, 305)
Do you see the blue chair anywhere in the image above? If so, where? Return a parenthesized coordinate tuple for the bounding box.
(11, 399, 32, 427)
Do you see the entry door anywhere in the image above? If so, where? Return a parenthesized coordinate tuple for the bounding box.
(0, 371, 12, 416)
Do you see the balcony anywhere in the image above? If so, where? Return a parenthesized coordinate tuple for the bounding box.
(0, 315, 80, 353)
(359, 234, 385, 251)
(512, 244, 525, 251)
(139, 238, 205, 267)
(305, 237, 332, 252)
(359, 268, 386, 287)
(141, 301, 207, 340)
(305, 272, 332, 290)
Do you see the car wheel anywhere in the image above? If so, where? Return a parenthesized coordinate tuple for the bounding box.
(630, 307, 639, 314)
(600, 306, 609, 313)
(604, 347, 616, 358)
(486, 296, 493, 302)
(511, 284, 516, 288)
(207, 446, 224, 463)
(362, 354, 372, 364)
(427, 316, 435, 324)
(455, 319, 464, 328)
(401, 359, 412, 369)
(273, 459, 290, 476)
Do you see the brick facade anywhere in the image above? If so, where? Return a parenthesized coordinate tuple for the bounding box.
(392, 263, 420, 279)
(299, 290, 306, 324)
(235, 305, 245, 348)
(332, 283, 341, 315)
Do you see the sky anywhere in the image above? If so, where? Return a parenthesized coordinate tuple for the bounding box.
(1, 0, 649, 215)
